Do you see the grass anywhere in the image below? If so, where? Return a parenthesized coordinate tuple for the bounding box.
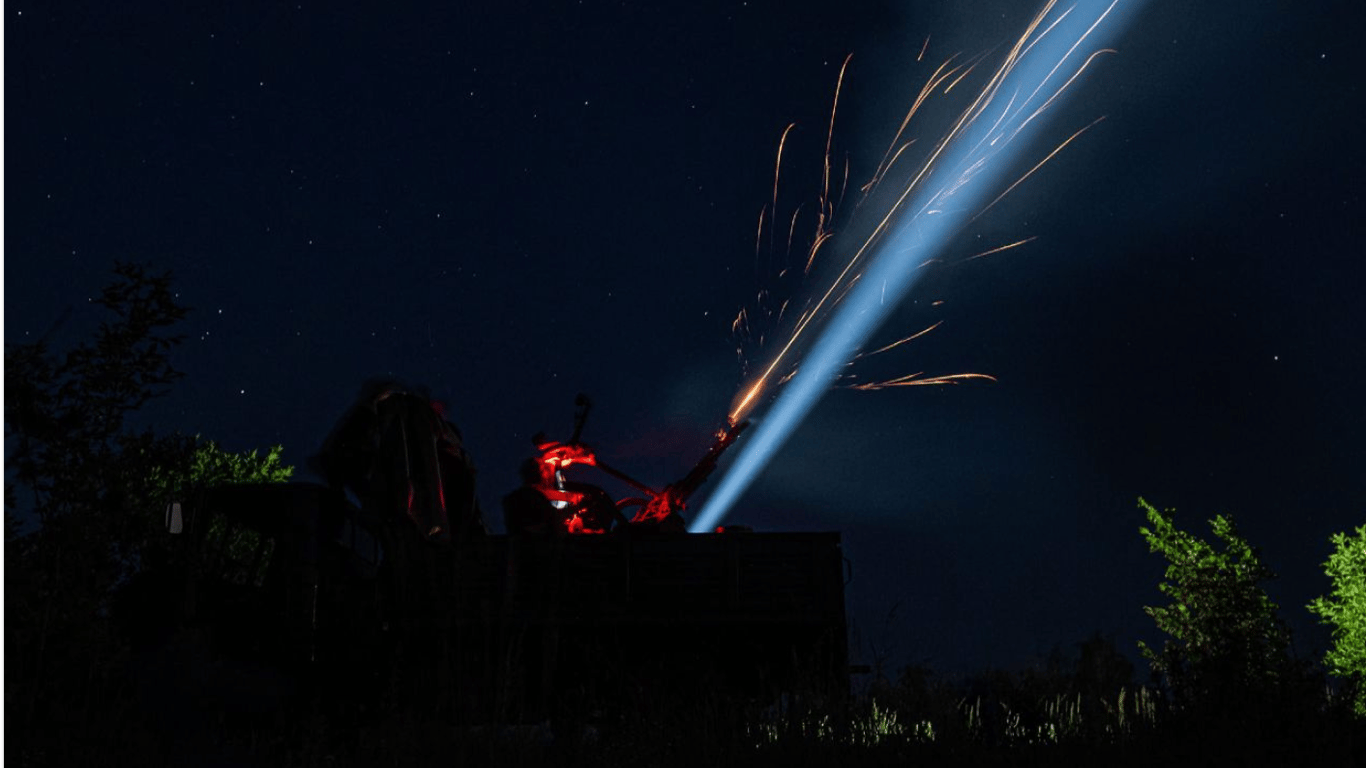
(9, 575, 1362, 767)
(10, 652, 1363, 767)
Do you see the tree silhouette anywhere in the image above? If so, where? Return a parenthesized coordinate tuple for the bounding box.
(1137, 498, 1296, 715)
(5, 263, 292, 759)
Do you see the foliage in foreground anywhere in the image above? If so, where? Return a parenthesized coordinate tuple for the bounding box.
(1136, 497, 1307, 715)
(1309, 524, 1366, 716)
(5, 262, 293, 751)
(12, 650, 1358, 768)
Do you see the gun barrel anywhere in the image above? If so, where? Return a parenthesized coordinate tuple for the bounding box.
(670, 420, 750, 505)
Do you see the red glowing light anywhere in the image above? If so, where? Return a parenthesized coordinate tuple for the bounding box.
(529, 418, 747, 533)
(630, 489, 683, 525)
(565, 514, 608, 535)
(538, 441, 599, 470)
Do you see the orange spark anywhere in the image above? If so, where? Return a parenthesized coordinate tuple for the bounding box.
(855, 320, 945, 359)
(975, 116, 1106, 222)
(822, 54, 854, 211)
(848, 372, 998, 391)
(964, 235, 1037, 262)
(771, 122, 798, 250)
(754, 206, 766, 257)
(943, 52, 988, 94)
(786, 205, 804, 259)
(871, 56, 963, 189)
(1013, 47, 1116, 140)
(803, 230, 834, 275)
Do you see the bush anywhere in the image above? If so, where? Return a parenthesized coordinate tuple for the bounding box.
(1137, 498, 1298, 715)
(1308, 525, 1366, 717)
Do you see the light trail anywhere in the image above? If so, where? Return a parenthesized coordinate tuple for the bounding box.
(855, 320, 945, 359)
(847, 372, 999, 391)
(692, 0, 1143, 533)
(963, 235, 1038, 262)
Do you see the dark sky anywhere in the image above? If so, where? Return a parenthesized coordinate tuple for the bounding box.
(7, 0, 1364, 676)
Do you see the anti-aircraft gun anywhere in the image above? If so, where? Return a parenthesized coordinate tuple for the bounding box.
(146, 389, 848, 723)
(528, 393, 749, 534)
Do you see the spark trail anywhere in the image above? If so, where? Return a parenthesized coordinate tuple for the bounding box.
(692, 0, 1143, 533)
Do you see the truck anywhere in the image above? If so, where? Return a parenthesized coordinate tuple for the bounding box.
(151, 390, 849, 723)
(161, 483, 848, 722)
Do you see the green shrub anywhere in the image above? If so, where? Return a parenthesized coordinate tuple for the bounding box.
(1308, 525, 1366, 716)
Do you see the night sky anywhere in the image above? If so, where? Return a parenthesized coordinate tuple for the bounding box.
(7, 1, 1364, 676)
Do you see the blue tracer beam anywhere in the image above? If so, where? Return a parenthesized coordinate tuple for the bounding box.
(691, 0, 1143, 533)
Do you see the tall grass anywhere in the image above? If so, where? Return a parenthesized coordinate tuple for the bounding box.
(11, 652, 1360, 767)
(752, 685, 1160, 750)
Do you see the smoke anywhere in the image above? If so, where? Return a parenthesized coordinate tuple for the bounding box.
(692, 0, 1144, 533)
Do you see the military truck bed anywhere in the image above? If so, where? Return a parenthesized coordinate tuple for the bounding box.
(455, 532, 846, 625)
(173, 483, 850, 714)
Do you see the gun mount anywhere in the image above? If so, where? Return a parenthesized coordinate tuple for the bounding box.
(532, 394, 750, 533)
(141, 389, 847, 724)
